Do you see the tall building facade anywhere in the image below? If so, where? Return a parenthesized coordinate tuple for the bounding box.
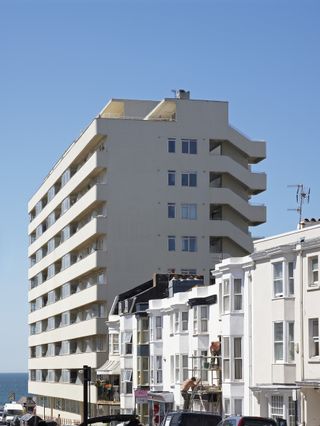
(27, 91, 266, 422)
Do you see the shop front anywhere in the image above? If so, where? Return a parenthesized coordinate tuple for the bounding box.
(147, 392, 174, 426)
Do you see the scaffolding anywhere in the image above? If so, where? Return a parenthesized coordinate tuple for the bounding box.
(187, 352, 222, 414)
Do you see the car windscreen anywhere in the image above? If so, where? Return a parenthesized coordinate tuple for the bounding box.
(180, 413, 222, 426)
(241, 419, 276, 426)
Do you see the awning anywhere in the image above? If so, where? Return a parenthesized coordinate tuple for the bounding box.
(147, 392, 174, 403)
(250, 384, 299, 392)
(97, 360, 120, 376)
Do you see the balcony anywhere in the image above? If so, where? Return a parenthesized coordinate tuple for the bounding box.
(209, 188, 266, 225)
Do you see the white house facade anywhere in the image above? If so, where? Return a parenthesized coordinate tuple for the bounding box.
(214, 221, 320, 426)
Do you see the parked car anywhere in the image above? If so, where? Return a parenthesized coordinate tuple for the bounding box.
(9, 416, 21, 426)
(162, 411, 222, 426)
(0, 410, 4, 425)
(217, 416, 278, 426)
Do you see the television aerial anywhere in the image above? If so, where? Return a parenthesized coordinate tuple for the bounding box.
(288, 184, 310, 226)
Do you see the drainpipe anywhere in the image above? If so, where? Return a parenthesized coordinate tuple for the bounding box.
(296, 243, 304, 425)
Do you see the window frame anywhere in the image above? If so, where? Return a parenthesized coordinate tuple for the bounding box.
(168, 138, 176, 153)
(309, 318, 319, 358)
(168, 170, 176, 186)
(181, 236, 197, 252)
(181, 203, 197, 220)
(181, 171, 197, 187)
(168, 203, 176, 219)
(273, 261, 284, 297)
(168, 235, 176, 252)
(309, 256, 319, 287)
(181, 138, 197, 154)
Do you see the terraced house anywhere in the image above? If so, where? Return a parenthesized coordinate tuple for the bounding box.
(27, 90, 266, 423)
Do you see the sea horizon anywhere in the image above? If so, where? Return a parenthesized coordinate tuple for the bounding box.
(0, 372, 29, 405)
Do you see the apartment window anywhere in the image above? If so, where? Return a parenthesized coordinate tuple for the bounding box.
(61, 169, 71, 187)
(222, 337, 242, 381)
(224, 399, 231, 417)
(223, 337, 230, 380)
(155, 316, 162, 340)
(47, 370, 55, 383)
(36, 370, 42, 382)
(233, 279, 242, 311)
(62, 283, 71, 299)
(109, 334, 119, 355)
(30, 324, 36, 335)
(274, 321, 295, 363)
(122, 331, 133, 355)
(175, 354, 180, 383)
(137, 317, 149, 344)
(35, 346, 42, 358)
(35, 321, 42, 334)
(168, 236, 176, 251)
(181, 236, 197, 252)
(35, 297, 43, 310)
(181, 172, 197, 187)
(47, 238, 55, 253)
(274, 322, 284, 361)
(181, 203, 197, 220)
(121, 369, 133, 394)
(61, 254, 71, 270)
(48, 186, 55, 202)
(182, 354, 189, 381)
(288, 262, 295, 295)
(137, 357, 149, 385)
(193, 305, 208, 334)
(47, 264, 55, 279)
(36, 225, 43, 239)
(288, 322, 295, 362)
(168, 170, 176, 186)
(234, 399, 243, 416)
(168, 138, 176, 153)
(61, 225, 71, 242)
(309, 256, 319, 287)
(182, 138, 197, 154)
(35, 201, 42, 216)
(174, 311, 179, 333)
(234, 337, 242, 380)
(168, 203, 176, 218)
(47, 344, 55, 357)
(182, 311, 188, 331)
(288, 396, 296, 426)
(61, 341, 70, 356)
(151, 316, 162, 340)
(270, 395, 284, 419)
(61, 197, 70, 214)
(47, 212, 56, 227)
(35, 249, 42, 263)
(47, 317, 55, 331)
(222, 279, 230, 313)
(273, 262, 283, 297)
(61, 311, 70, 327)
(155, 356, 163, 384)
(98, 272, 106, 285)
(309, 318, 319, 358)
(61, 369, 70, 383)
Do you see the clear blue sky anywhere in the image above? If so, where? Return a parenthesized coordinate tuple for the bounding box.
(1, 0, 319, 372)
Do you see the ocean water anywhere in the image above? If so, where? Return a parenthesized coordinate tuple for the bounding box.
(0, 373, 29, 406)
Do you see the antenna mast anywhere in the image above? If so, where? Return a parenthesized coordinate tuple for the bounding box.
(288, 184, 311, 227)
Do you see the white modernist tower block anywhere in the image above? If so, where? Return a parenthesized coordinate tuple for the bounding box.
(27, 93, 266, 422)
